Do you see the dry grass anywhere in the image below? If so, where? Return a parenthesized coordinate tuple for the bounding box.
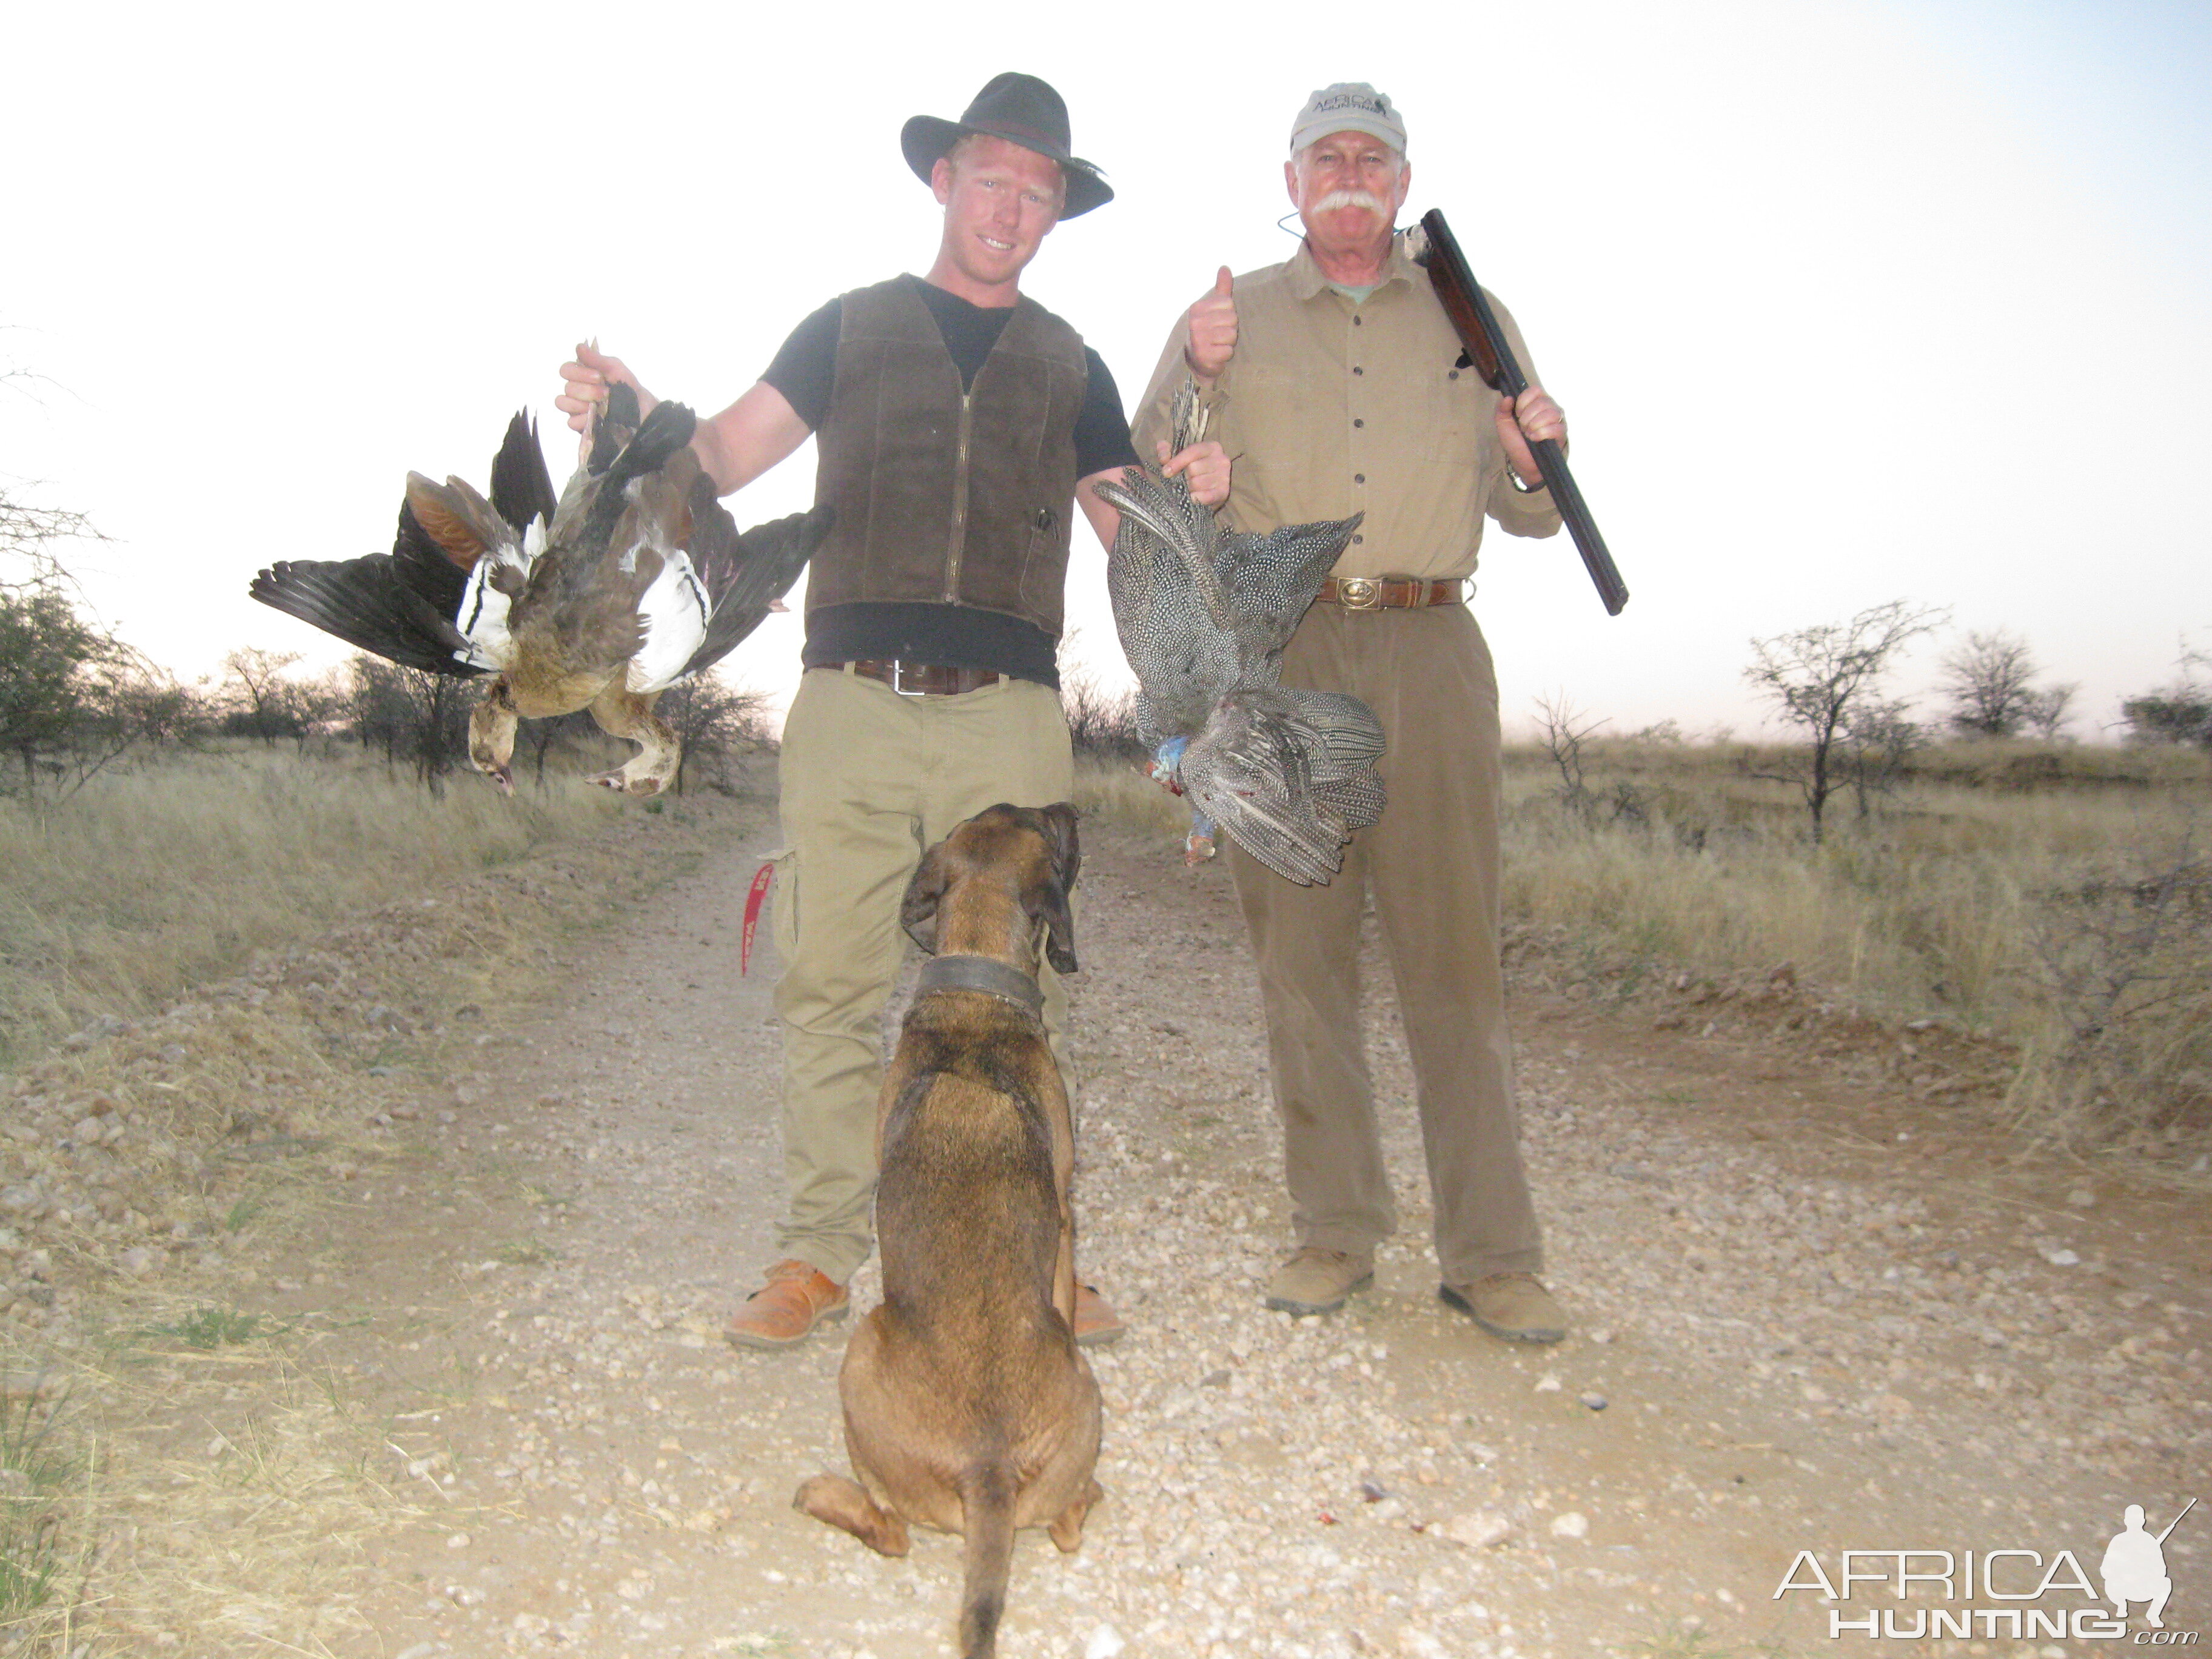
(0, 745, 624, 1065)
(0, 763, 751, 1652)
(2, 1345, 417, 1657)
(1079, 737, 2211, 1157)
(1073, 755, 1190, 843)
(1500, 739, 2212, 1156)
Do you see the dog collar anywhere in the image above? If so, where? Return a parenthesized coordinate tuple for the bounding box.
(915, 953, 1047, 1014)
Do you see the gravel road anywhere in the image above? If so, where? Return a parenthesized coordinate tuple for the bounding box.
(36, 787, 2205, 1658)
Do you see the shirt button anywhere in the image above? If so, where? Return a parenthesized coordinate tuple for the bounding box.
(1353, 534, 1365, 545)
(1353, 473, 1365, 484)
(1449, 369, 1460, 380)
(1353, 418, 1364, 428)
(1352, 316, 1362, 327)
(1353, 366, 1364, 375)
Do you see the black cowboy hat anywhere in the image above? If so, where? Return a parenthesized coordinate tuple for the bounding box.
(900, 72, 1113, 218)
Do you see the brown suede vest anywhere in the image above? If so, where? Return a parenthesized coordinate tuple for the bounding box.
(806, 279, 1088, 637)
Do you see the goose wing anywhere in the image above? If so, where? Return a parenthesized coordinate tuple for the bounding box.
(247, 496, 488, 677)
(678, 491, 833, 678)
(487, 410, 558, 537)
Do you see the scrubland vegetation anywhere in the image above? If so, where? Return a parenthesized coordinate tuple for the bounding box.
(0, 744, 630, 1067)
(5, 640, 2207, 1165)
(1498, 733, 2210, 1158)
(1076, 726, 2211, 1164)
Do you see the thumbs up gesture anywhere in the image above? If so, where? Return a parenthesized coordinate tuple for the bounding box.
(1183, 266, 1239, 384)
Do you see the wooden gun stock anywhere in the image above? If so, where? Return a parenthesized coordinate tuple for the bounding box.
(1410, 209, 1628, 617)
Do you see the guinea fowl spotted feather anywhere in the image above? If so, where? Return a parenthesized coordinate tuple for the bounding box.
(1099, 377, 1385, 883)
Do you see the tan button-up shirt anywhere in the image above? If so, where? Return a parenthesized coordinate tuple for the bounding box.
(1133, 232, 1561, 581)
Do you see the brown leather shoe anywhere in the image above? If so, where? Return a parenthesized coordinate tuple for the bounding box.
(725, 1259, 850, 1350)
(1439, 1272, 1567, 1344)
(1073, 1282, 1126, 1347)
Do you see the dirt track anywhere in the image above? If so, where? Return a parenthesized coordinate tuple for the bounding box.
(40, 786, 2211, 1657)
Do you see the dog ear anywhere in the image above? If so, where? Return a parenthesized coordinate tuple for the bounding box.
(1038, 801, 1081, 894)
(1031, 874, 1079, 976)
(900, 844, 948, 955)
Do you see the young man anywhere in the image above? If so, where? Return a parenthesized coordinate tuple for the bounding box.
(559, 72, 1227, 1349)
(1133, 83, 1571, 1343)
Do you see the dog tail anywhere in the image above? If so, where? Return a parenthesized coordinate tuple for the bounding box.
(956, 1460, 1018, 1658)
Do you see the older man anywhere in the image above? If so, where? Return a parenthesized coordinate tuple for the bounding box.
(1134, 83, 1569, 1342)
(560, 73, 1227, 1349)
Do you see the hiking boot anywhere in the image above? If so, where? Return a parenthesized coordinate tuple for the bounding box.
(1439, 1272, 1567, 1344)
(724, 1259, 850, 1350)
(1073, 1283, 1126, 1347)
(1264, 1247, 1373, 1316)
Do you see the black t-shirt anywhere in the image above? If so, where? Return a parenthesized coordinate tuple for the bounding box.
(762, 275, 1141, 687)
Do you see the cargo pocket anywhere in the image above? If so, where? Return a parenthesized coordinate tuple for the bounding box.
(746, 846, 797, 977)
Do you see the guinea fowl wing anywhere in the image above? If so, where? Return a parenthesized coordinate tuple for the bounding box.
(1181, 690, 1346, 886)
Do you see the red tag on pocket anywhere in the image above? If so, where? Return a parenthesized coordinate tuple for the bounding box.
(741, 861, 776, 976)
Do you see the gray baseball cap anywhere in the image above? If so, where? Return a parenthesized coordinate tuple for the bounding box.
(1289, 83, 1407, 156)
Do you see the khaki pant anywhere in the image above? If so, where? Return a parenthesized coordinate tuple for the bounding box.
(771, 665, 1074, 1282)
(1228, 602, 1541, 1284)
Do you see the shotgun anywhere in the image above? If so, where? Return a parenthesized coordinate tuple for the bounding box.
(1407, 209, 1629, 616)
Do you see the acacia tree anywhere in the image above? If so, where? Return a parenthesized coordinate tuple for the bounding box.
(1057, 668, 1146, 762)
(2, 382, 99, 598)
(2122, 639, 2212, 749)
(222, 647, 304, 746)
(2123, 688, 2212, 748)
(347, 657, 412, 761)
(1938, 629, 2040, 737)
(107, 668, 213, 750)
(345, 656, 471, 786)
(521, 709, 594, 786)
(1838, 694, 1925, 822)
(2020, 682, 2079, 742)
(0, 357, 150, 791)
(1743, 599, 1944, 843)
(0, 586, 108, 789)
(395, 666, 471, 791)
(1532, 691, 1604, 822)
(657, 673, 773, 794)
(284, 668, 347, 757)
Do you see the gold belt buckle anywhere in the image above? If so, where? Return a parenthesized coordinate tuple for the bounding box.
(1338, 577, 1380, 611)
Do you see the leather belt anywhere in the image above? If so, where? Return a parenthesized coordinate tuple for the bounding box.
(1316, 576, 1467, 611)
(846, 660, 1004, 697)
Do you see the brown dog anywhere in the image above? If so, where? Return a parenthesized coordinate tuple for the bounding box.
(794, 802, 1102, 1659)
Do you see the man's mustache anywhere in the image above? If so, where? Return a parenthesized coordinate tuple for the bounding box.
(1311, 189, 1392, 216)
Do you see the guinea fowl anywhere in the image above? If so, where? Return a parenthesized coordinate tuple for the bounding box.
(1096, 380, 1385, 883)
(250, 387, 830, 794)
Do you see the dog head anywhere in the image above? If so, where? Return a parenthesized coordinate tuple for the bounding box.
(900, 802, 1082, 974)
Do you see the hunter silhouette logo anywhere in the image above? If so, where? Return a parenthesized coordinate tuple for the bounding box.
(2104, 1498, 2194, 1630)
(1774, 1496, 2199, 1642)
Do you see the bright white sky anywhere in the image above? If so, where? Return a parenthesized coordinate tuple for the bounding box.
(5, 0, 2207, 740)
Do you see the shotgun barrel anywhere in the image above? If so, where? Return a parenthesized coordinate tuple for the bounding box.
(2155, 1495, 2197, 1545)
(1409, 209, 1628, 617)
